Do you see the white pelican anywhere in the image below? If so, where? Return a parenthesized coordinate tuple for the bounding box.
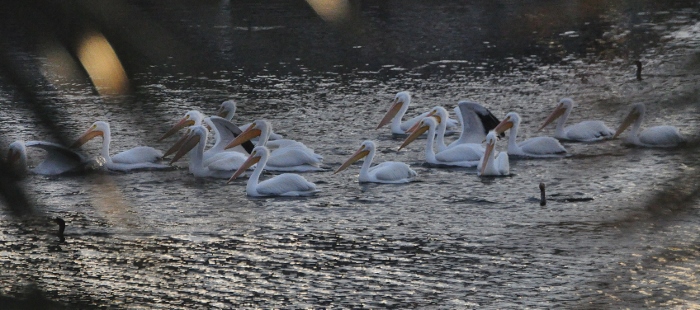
(169, 125, 248, 178)
(72, 121, 169, 171)
(335, 140, 417, 183)
(7, 140, 103, 175)
(216, 100, 284, 140)
(225, 120, 323, 172)
(399, 117, 482, 167)
(613, 103, 685, 147)
(422, 106, 485, 155)
(228, 146, 319, 197)
(537, 98, 614, 142)
(449, 100, 503, 147)
(376, 91, 458, 134)
(494, 112, 567, 158)
(477, 131, 509, 176)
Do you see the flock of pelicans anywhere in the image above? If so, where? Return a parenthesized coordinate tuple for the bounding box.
(6, 91, 686, 197)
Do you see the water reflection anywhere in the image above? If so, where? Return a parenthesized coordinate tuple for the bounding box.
(1, 0, 700, 308)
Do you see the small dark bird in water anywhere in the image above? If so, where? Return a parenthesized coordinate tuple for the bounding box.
(634, 60, 642, 81)
(539, 183, 546, 206)
(54, 217, 65, 242)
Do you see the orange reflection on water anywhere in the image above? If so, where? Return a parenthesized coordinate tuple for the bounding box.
(77, 31, 130, 96)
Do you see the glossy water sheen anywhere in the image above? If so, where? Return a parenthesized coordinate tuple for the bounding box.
(1, 1, 700, 308)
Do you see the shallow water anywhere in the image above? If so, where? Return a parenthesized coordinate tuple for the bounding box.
(1, 1, 700, 308)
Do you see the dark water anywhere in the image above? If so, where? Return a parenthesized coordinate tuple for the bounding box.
(1, 1, 700, 308)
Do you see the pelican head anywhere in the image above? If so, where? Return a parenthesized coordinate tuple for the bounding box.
(335, 140, 374, 174)
(538, 98, 574, 131)
(217, 100, 237, 119)
(159, 110, 203, 141)
(7, 141, 27, 166)
(399, 116, 438, 151)
(613, 103, 645, 139)
(225, 119, 269, 150)
(169, 125, 207, 164)
(480, 131, 499, 176)
(71, 121, 109, 148)
(493, 112, 520, 136)
(227, 146, 266, 183)
(376, 91, 411, 129)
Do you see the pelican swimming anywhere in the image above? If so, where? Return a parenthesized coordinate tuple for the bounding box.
(613, 103, 685, 147)
(421, 106, 486, 155)
(449, 100, 503, 147)
(477, 131, 509, 176)
(72, 121, 169, 171)
(169, 125, 249, 178)
(537, 98, 614, 142)
(216, 100, 284, 140)
(494, 112, 567, 158)
(376, 91, 459, 135)
(399, 117, 482, 167)
(335, 140, 417, 183)
(7, 140, 103, 175)
(228, 146, 319, 197)
(225, 119, 323, 172)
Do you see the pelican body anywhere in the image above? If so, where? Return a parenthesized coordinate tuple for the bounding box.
(494, 112, 567, 158)
(169, 125, 248, 178)
(538, 98, 614, 142)
(335, 140, 417, 183)
(399, 117, 482, 167)
(613, 103, 685, 147)
(477, 131, 509, 176)
(228, 146, 319, 197)
(376, 91, 458, 135)
(7, 140, 103, 175)
(72, 121, 169, 171)
(225, 120, 323, 172)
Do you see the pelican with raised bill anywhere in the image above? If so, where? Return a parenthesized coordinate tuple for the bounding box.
(335, 140, 417, 183)
(169, 125, 249, 178)
(477, 131, 509, 176)
(399, 117, 482, 167)
(159, 110, 204, 142)
(376, 91, 459, 135)
(7, 140, 104, 175)
(225, 119, 323, 172)
(494, 112, 567, 158)
(538, 98, 614, 142)
(228, 146, 319, 197)
(613, 103, 685, 148)
(71, 121, 170, 172)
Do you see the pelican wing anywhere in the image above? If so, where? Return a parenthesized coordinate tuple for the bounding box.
(496, 152, 510, 175)
(257, 173, 318, 196)
(563, 120, 614, 142)
(518, 137, 567, 156)
(209, 116, 255, 154)
(207, 152, 249, 171)
(369, 162, 416, 183)
(112, 146, 163, 164)
(267, 147, 322, 167)
(435, 143, 484, 162)
(639, 125, 685, 147)
(25, 141, 85, 175)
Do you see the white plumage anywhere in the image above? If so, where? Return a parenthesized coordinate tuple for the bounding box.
(399, 117, 482, 167)
(228, 146, 319, 197)
(538, 98, 614, 142)
(494, 112, 567, 158)
(72, 121, 169, 171)
(169, 125, 248, 178)
(335, 140, 417, 183)
(477, 132, 509, 176)
(376, 91, 459, 135)
(613, 103, 685, 147)
(7, 140, 103, 175)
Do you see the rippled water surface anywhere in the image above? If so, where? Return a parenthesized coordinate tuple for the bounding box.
(1, 1, 700, 308)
